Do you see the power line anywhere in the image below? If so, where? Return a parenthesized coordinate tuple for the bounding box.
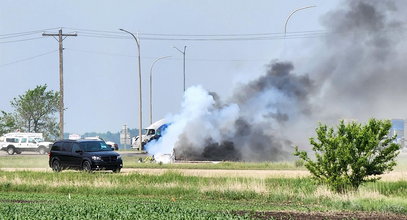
(0, 32, 43, 40)
(0, 37, 44, 44)
(65, 48, 269, 62)
(63, 27, 328, 41)
(64, 27, 326, 37)
(0, 27, 397, 44)
(64, 25, 407, 41)
(0, 26, 404, 43)
(77, 32, 327, 41)
(0, 50, 57, 68)
(0, 27, 59, 37)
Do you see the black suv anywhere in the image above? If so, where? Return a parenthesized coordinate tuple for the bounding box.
(49, 139, 123, 173)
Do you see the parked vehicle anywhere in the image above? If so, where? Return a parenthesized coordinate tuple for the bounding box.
(49, 139, 123, 173)
(0, 132, 53, 155)
(106, 141, 119, 151)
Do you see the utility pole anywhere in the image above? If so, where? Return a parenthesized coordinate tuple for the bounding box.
(42, 28, 77, 139)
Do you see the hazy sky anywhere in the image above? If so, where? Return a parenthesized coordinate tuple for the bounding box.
(0, 0, 339, 134)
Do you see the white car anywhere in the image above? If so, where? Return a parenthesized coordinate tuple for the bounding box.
(0, 132, 53, 155)
(106, 141, 118, 151)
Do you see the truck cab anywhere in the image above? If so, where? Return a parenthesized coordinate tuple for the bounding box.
(131, 119, 168, 151)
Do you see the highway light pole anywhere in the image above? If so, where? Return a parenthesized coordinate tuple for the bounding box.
(119, 28, 143, 151)
(284, 6, 316, 38)
(173, 46, 187, 92)
(149, 56, 171, 125)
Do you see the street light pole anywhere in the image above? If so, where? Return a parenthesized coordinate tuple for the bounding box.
(119, 28, 143, 151)
(284, 6, 316, 38)
(149, 56, 171, 125)
(173, 46, 187, 92)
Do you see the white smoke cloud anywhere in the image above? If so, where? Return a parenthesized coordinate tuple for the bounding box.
(146, 63, 303, 161)
(146, 85, 240, 156)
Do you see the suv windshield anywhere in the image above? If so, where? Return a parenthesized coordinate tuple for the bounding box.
(80, 141, 112, 152)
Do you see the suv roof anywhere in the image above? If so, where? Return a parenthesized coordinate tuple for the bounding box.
(55, 139, 105, 143)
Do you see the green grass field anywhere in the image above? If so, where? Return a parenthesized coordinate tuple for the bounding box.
(1, 170, 407, 219)
(1, 153, 407, 218)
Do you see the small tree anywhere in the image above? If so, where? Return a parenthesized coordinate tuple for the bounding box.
(10, 85, 60, 139)
(0, 111, 17, 135)
(295, 119, 400, 193)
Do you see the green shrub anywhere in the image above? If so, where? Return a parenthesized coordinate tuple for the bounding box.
(295, 119, 400, 193)
(294, 159, 304, 168)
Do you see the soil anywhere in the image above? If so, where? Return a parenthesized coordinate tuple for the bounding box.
(235, 210, 407, 220)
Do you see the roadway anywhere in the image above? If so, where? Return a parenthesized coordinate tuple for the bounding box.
(0, 150, 146, 157)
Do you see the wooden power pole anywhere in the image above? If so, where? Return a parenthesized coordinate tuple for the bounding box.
(42, 28, 77, 139)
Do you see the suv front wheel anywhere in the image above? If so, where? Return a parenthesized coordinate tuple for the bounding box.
(113, 168, 121, 173)
(38, 147, 46, 155)
(82, 161, 92, 172)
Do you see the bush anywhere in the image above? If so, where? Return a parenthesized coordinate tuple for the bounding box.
(294, 119, 400, 193)
(294, 159, 304, 168)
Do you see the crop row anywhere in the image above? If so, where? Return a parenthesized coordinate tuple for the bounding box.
(0, 192, 249, 220)
(1, 171, 407, 215)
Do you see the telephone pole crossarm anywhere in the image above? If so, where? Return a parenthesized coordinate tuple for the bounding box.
(42, 33, 78, 37)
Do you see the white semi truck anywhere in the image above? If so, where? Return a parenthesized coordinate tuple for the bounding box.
(131, 119, 168, 151)
(0, 132, 53, 155)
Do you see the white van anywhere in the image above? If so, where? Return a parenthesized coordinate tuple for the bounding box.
(0, 132, 53, 155)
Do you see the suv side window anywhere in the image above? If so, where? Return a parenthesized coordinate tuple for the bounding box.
(21, 138, 27, 143)
(7, 138, 19, 143)
(62, 142, 73, 152)
(72, 143, 81, 153)
(51, 142, 63, 151)
(28, 138, 36, 143)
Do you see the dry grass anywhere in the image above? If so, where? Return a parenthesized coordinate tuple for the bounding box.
(312, 185, 386, 201)
(0, 170, 268, 194)
(200, 178, 268, 194)
(123, 168, 310, 179)
(3, 167, 407, 182)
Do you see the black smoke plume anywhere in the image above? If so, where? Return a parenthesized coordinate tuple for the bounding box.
(173, 62, 313, 161)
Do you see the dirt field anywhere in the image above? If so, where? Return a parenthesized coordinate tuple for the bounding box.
(235, 210, 407, 220)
